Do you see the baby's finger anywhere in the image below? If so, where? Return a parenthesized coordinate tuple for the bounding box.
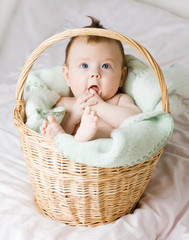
(87, 98, 98, 105)
(80, 99, 97, 109)
(89, 88, 96, 94)
(77, 93, 94, 104)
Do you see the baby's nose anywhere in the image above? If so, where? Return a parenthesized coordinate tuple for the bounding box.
(91, 74, 101, 79)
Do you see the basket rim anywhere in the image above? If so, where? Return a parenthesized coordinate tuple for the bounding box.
(14, 28, 169, 115)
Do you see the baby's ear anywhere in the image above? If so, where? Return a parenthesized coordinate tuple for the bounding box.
(120, 66, 127, 87)
(62, 66, 70, 86)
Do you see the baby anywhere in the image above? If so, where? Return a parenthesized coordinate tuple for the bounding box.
(40, 17, 141, 142)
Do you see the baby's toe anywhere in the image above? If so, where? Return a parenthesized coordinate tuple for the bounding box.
(84, 106, 91, 115)
(91, 110, 96, 117)
(45, 126, 52, 136)
(47, 115, 56, 123)
(94, 116, 98, 123)
(40, 126, 46, 135)
(42, 120, 48, 128)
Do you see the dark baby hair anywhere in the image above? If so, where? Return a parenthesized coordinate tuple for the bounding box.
(64, 16, 126, 67)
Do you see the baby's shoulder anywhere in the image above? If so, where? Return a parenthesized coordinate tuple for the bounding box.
(108, 93, 134, 106)
(118, 93, 135, 104)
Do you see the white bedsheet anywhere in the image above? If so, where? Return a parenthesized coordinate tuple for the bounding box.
(0, 0, 189, 239)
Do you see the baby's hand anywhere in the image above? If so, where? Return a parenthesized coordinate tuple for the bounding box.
(87, 89, 104, 108)
(71, 93, 97, 123)
(78, 92, 98, 109)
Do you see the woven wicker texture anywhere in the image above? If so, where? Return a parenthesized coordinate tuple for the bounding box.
(14, 28, 169, 227)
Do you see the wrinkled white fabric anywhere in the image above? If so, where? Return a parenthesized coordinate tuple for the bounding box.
(0, 0, 189, 239)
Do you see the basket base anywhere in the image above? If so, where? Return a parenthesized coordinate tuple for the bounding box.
(31, 149, 163, 227)
(34, 198, 136, 227)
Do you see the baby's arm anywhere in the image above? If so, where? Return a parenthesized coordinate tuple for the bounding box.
(91, 94, 141, 128)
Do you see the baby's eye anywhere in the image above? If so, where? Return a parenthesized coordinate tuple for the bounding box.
(81, 63, 88, 69)
(102, 63, 110, 69)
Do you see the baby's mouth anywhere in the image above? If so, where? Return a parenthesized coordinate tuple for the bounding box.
(88, 85, 101, 96)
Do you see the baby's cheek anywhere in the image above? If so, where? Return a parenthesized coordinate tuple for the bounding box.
(71, 85, 84, 96)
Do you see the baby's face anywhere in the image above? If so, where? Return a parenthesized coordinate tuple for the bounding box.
(63, 39, 126, 100)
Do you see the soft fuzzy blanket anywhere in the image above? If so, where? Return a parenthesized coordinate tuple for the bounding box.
(24, 55, 189, 167)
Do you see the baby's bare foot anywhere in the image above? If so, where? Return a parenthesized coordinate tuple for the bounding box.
(74, 106, 98, 142)
(40, 115, 65, 138)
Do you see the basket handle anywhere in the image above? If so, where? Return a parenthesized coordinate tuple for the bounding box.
(15, 28, 169, 113)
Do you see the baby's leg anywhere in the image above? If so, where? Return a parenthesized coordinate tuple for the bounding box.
(40, 116, 65, 138)
(74, 106, 98, 142)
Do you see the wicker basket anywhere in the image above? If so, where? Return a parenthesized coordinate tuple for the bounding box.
(14, 28, 169, 227)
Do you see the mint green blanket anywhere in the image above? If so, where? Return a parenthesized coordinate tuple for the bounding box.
(24, 55, 189, 167)
(54, 111, 173, 167)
